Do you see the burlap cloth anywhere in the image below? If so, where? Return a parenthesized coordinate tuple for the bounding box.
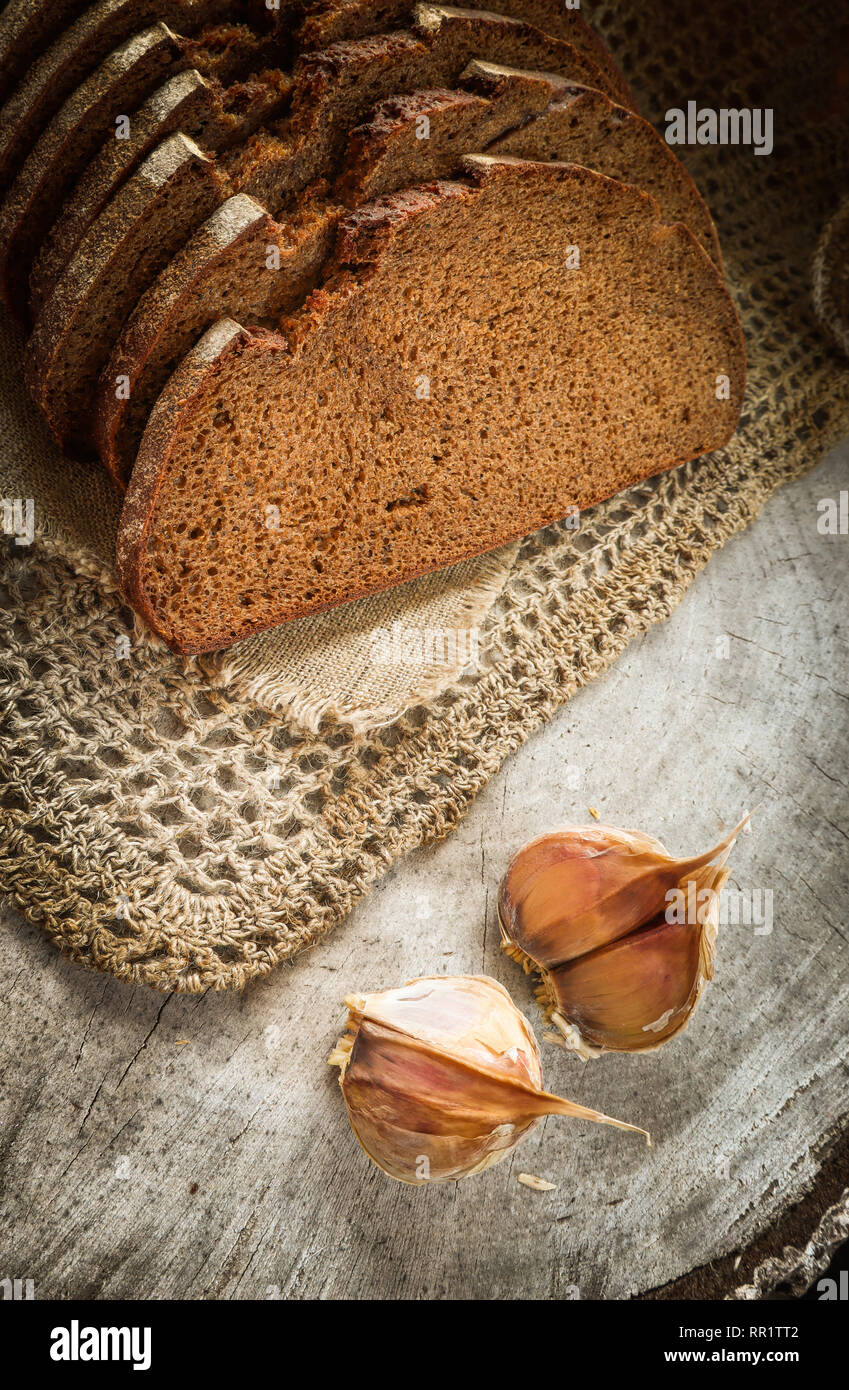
(2, 0, 848, 991)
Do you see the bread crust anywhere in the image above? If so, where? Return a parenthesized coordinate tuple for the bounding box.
(0, 0, 90, 104)
(29, 70, 214, 319)
(118, 159, 745, 654)
(28, 46, 291, 319)
(94, 194, 283, 483)
(116, 315, 255, 633)
(26, 130, 229, 449)
(0, 0, 232, 194)
(0, 23, 183, 320)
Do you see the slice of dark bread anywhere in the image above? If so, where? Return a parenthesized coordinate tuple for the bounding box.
(116, 156, 745, 655)
(0, 0, 262, 195)
(0, 0, 91, 105)
(0, 23, 291, 321)
(417, 5, 630, 104)
(26, 132, 230, 451)
(225, 3, 633, 212)
(485, 79, 722, 267)
(28, 5, 630, 451)
(29, 54, 290, 319)
(15, 0, 617, 290)
(95, 67, 562, 483)
(1, 24, 184, 320)
(335, 64, 555, 201)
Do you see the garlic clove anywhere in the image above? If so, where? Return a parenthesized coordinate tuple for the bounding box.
(330, 975, 648, 1184)
(498, 819, 746, 968)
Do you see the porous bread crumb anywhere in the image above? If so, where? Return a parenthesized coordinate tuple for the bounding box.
(295, 0, 623, 92)
(29, 5, 630, 456)
(223, 3, 634, 214)
(487, 82, 721, 266)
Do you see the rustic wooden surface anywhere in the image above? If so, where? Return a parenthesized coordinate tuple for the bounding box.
(1, 440, 847, 1301)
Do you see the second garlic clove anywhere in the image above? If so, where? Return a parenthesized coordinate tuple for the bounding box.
(329, 975, 648, 1184)
(499, 820, 745, 1057)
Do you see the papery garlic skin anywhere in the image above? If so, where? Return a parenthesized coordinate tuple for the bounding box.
(499, 820, 746, 1058)
(329, 975, 647, 1185)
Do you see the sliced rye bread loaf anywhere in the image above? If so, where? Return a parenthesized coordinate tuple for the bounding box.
(96, 60, 723, 487)
(29, 57, 291, 319)
(26, 132, 230, 452)
(485, 79, 722, 267)
(116, 156, 746, 655)
(0, 0, 267, 195)
(95, 65, 562, 483)
(28, 6, 631, 450)
(223, 3, 633, 212)
(0, 1, 91, 105)
(0, 24, 291, 321)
